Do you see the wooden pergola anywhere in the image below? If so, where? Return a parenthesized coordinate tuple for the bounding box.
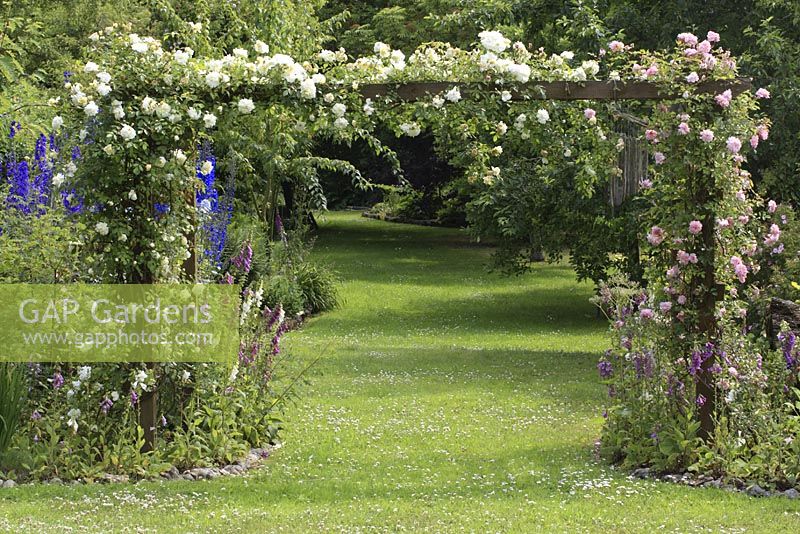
(142, 77, 752, 451)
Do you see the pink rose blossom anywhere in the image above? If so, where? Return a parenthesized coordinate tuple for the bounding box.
(667, 265, 681, 279)
(764, 223, 781, 246)
(757, 124, 769, 140)
(660, 302, 673, 313)
(700, 129, 715, 143)
(697, 40, 712, 54)
(726, 136, 742, 154)
(645, 129, 659, 142)
(686, 72, 699, 83)
(755, 87, 770, 99)
(688, 220, 703, 234)
(677, 250, 698, 265)
(645, 64, 659, 77)
(677, 32, 699, 46)
(647, 226, 665, 245)
(750, 135, 759, 149)
(608, 40, 625, 53)
(738, 215, 749, 224)
(707, 31, 721, 43)
(584, 108, 596, 120)
(736, 190, 746, 201)
(700, 53, 717, 70)
(678, 122, 690, 135)
(768, 200, 777, 213)
(715, 89, 732, 108)
(640, 308, 654, 320)
(677, 295, 687, 305)
(639, 179, 653, 189)
(654, 152, 666, 165)
(734, 262, 748, 283)
(717, 217, 731, 228)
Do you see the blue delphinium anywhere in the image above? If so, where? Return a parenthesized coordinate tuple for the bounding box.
(3, 122, 85, 216)
(5, 157, 32, 213)
(196, 143, 234, 270)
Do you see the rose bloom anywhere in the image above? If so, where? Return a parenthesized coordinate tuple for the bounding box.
(726, 136, 742, 154)
(654, 152, 666, 165)
(678, 122, 690, 135)
(688, 220, 703, 235)
(700, 129, 715, 143)
(755, 87, 770, 99)
(647, 226, 665, 245)
(608, 40, 625, 53)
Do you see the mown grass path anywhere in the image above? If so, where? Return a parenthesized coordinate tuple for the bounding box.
(1, 211, 799, 532)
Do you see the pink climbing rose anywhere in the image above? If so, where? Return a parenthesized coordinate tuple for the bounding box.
(715, 89, 732, 108)
(677, 250, 698, 265)
(700, 129, 715, 143)
(726, 136, 742, 154)
(707, 31, 721, 43)
(654, 152, 666, 165)
(645, 129, 659, 142)
(697, 40, 712, 54)
(688, 220, 703, 235)
(755, 88, 770, 99)
(677, 33, 698, 46)
(678, 122, 690, 135)
(768, 200, 778, 213)
(750, 135, 759, 149)
(647, 226, 665, 245)
(608, 40, 625, 53)
(686, 72, 699, 83)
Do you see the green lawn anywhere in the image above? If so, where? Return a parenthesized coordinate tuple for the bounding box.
(1, 211, 799, 532)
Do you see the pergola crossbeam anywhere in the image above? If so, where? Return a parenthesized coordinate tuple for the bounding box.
(359, 78, 752, 102)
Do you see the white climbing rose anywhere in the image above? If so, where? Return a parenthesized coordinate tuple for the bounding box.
(84, 101, 99, 116)
(444, 87, 461, 103)
(119, 124, 136, 141)
(203, 113, 217, 128)
(536, 109, 550, 124)
(331, 103, 346, 117)
(237, 98, 255, 114)
(95, 222, 109, 236)
(478, 30, 510, 53)
(400, 122, 421, 137)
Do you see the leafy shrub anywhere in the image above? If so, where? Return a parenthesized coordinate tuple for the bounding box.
(264, 273, 306, 316)
(295, 261, 340, 314)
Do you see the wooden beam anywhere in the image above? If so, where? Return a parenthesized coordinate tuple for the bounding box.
(359, 78, 752, 102)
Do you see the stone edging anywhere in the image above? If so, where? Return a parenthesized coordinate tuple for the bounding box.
(630, 467, 800, 499)
(0, 445, 278, 487)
